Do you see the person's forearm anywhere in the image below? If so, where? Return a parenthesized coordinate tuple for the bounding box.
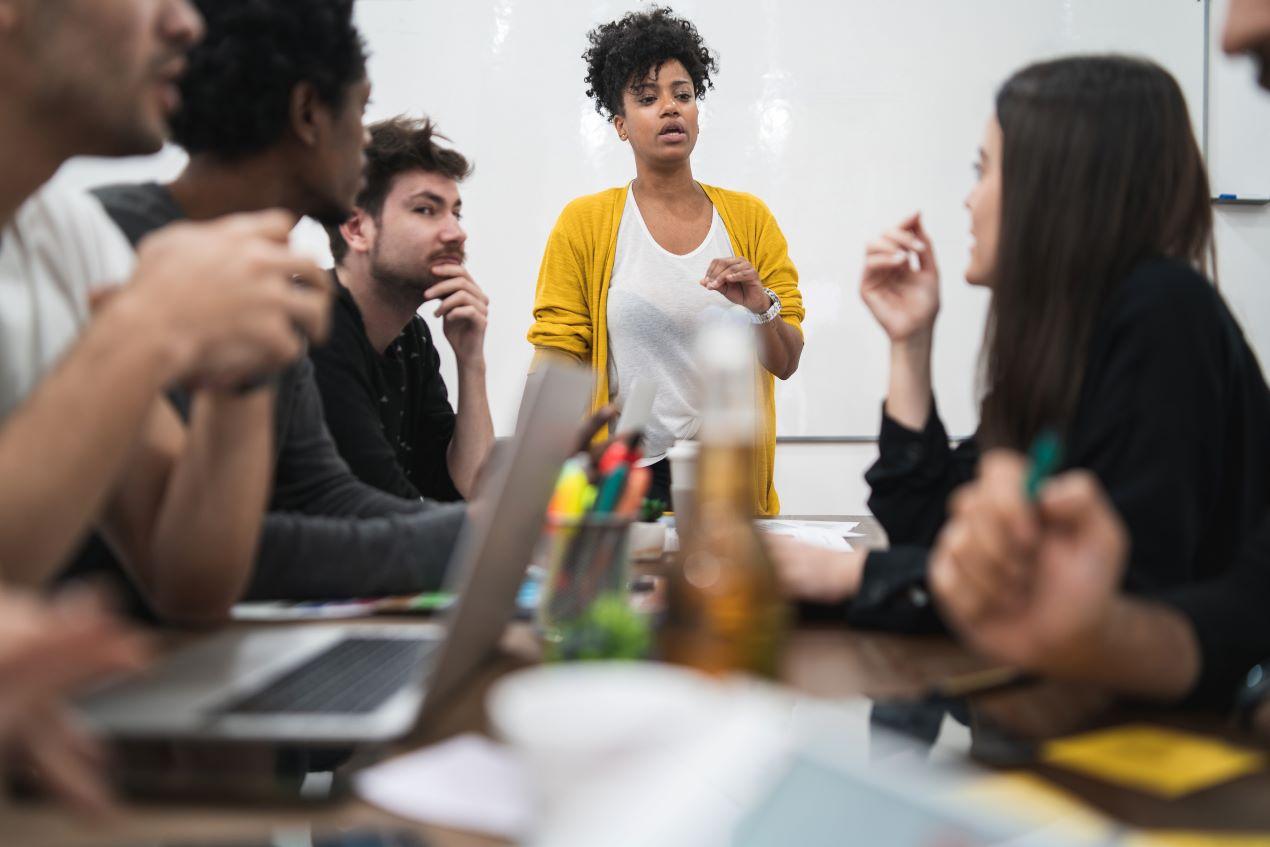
(755, 318, 803, 381)
(1048, 597, 1202, 701)
(448, 359, 495, 499)
(0, 298, 185, 586)
(884, 335, 933, 431)
(247, 503, 468, 600)
(147, 387, 275, 625)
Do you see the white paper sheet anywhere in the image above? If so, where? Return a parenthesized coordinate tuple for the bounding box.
(664, 521, 863, 554)
(230, 600, 378, 621)
(354, 733, 533, 840)
(756, 520, 863, 552)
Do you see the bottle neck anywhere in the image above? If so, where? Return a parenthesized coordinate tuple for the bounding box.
(693, 316, 761, 517)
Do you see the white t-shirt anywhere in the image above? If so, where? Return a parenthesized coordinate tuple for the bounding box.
(606, 186, 741, 464)
(0, 183, 136, 420)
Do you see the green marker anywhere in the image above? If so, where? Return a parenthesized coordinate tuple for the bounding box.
(409, 592, 455, 611)
(593, 464, 630, 514)
(1024, 430, 1063, 502)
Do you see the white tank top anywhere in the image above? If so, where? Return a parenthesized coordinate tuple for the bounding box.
(606, 185, 742, 464)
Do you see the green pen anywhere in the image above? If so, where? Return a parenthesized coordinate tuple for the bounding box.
(593, 464, 630, 514)
(409, 592, 455, 611)
(1024, 429, 1064, 502)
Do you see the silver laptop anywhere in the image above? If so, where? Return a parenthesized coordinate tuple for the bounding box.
(78, 363, 592, 744)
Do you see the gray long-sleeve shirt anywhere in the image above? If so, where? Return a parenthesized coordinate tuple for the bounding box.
(248, 355, 465, 599)
(61, 183, 465, 615)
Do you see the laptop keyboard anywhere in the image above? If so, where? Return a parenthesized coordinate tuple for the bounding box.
(216, 637, 436, 716)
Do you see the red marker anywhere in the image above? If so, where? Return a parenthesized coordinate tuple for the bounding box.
(597, 440, 631, 476)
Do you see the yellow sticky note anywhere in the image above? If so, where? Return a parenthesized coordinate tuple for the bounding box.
(1043, 724, 1265, 799)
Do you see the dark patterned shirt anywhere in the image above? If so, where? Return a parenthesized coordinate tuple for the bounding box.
(310, 279, 462, 502)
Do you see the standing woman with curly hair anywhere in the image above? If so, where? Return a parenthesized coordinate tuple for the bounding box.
(527, 7, 805, 515)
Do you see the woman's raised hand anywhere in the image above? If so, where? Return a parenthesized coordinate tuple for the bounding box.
(860, 212, 941, 344)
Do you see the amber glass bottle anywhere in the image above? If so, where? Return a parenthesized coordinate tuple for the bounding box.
(661, 319, 786, 678)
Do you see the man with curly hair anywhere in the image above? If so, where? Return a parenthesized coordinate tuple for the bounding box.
(317, 117, 495, 502)
(528, 6, 806, 515)
(74, 0, 469, 609)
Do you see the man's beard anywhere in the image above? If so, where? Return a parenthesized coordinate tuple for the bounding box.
(370, 252, 437, 313)
(369, 242, 466, 312)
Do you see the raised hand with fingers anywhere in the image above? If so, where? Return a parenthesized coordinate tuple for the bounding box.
(860, 212, 941, 344)
(425, 263, 489, 366)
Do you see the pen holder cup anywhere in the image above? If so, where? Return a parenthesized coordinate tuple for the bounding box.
(536, 515, 637, 659)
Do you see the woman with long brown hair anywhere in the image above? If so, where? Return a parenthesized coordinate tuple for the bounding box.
(775, 56, 1270, 632)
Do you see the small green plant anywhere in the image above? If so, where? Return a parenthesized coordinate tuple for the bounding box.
(639, 497, 668, 523)
(546, 592, 652, 662)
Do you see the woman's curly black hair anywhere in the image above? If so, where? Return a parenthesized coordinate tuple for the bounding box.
(170, 0, 367, 159)
(583, 6, 718, 121)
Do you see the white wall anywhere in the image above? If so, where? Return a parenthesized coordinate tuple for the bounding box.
(350, 0, 1209, 441)
(773, 443, 877, 516)
(1216, 207, 1270, 370)
(51, 1, 1270, 517)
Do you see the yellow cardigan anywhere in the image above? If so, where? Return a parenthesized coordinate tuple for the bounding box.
(527, 182, 805, 516)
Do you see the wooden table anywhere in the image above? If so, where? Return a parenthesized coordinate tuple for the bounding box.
(7, 516, 1270, 845)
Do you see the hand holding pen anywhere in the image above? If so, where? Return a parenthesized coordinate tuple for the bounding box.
(929, 439, 1132, 677)
(932, 431, 1064, 611)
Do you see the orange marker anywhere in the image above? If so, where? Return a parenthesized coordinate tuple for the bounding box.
(616, 466, 652, 517)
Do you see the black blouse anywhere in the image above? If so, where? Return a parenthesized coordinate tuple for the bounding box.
(838, 258, 1270, 700)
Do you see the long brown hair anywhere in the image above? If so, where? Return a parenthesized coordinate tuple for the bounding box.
(978, 56, 1213, 450)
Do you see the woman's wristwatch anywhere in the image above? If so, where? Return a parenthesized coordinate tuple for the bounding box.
(749, 287, 783, 325)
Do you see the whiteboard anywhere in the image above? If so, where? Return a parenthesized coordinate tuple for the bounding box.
(352, 0, 1207, 438)
(56, 0, 1209, 439)
(1208, 0, 1270, 199)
